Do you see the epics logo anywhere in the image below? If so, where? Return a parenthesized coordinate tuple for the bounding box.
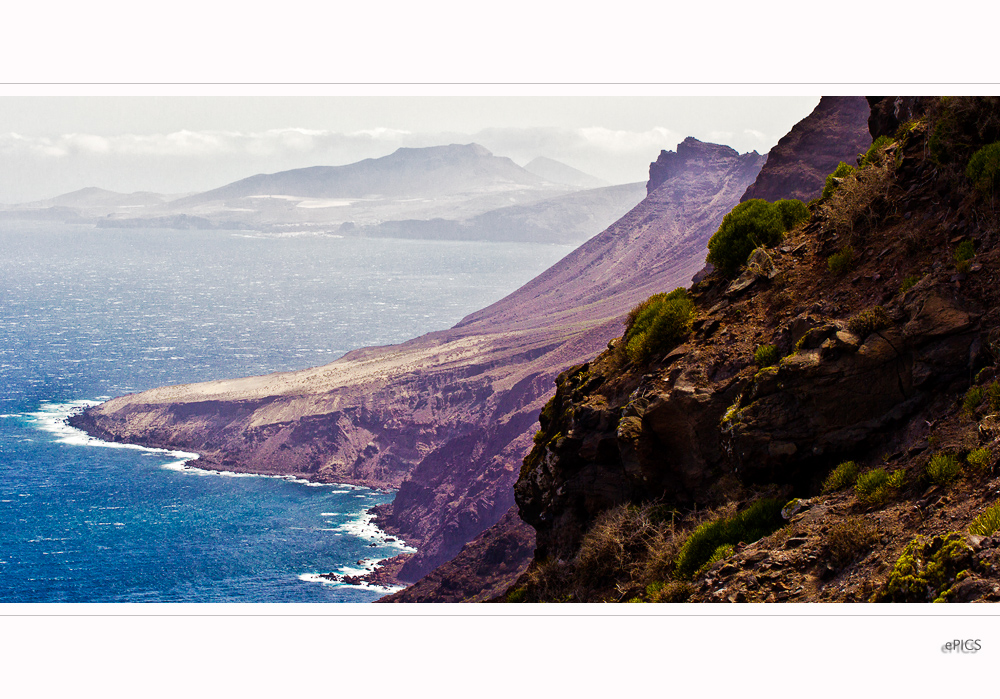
(941, 639, 982, 654)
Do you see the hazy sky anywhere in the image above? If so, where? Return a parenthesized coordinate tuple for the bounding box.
(0, 96, 822, 204)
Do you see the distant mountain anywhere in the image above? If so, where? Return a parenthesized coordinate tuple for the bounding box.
(523, 156, 609, 188)
(13, 187, 172, 213)
(175, 143, 554, 206)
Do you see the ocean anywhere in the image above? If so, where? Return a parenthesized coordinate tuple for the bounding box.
(0, 222, 573, 602)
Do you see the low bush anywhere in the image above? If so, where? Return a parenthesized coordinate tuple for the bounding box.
(754, 344, 779, 367)
(859, 135, 894, 168)
(646, 580, 693, 603)
(821, 460, 861, 494)
(855, 467, 904, 506)
(825, 516, 878, 568)
(967, 447, 993, 474)
(927, 453, 962, 486)
(988, 381, 1000, 412)
(847, 306, 890, 338)
(899, 275, 920, 294)
(574, 505, 660, 588)
(774, 198, 810, 230)
(955, 240, 976, 273)
(827, 246, 855, 275)
(970, 502, 1000, 537)
(706, 199, 789, 277)
(821, 161, 855, 199)
(874, 532, 975, 602)
(621, 288, 694, 364)
(963, 386, 984, 415)
(967, 141, 1000, 194)
(674, 498, 784, 579)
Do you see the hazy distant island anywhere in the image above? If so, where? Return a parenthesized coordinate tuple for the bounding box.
(4, 144, 645, 245)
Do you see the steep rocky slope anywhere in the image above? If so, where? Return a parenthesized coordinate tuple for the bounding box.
(72, 138, 766, 582)
(506, 96, 1000, 603)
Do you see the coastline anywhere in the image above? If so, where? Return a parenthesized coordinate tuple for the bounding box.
(55, 398, 416, 599)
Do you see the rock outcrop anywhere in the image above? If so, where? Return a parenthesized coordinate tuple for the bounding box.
(72, 137, 766, 582)
(739, 96, 872, 203)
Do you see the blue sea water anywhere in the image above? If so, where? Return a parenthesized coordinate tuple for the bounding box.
(0, 222, 573, 602)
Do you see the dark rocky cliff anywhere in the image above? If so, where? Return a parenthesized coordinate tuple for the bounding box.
(507, 97, 1000, 603)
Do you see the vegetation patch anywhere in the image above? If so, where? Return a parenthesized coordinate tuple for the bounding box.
(706, 199, 800, 277)
(827, 246, 855, 275)
(988, 381, 1000, 412)
(753, 344, 779, 368)
(854, 467, 904, 506)
(821, 460, 861, 494)
(966, 141, 1000, 194)
(574, 504, 661, 588)
(847, 306, 890, 338)
(825, 516, 878, 569)
(899, 275, 920, 294)
(873, 532, 975, 602)
(927, 453, 962, 486)
(970, 502, 1000, 537)
(774, 199, 810, 230)
(674, 498, 785, 579)
(967, 447, 993, 474)
(821, 161, 855, 199)
(859, 135, 894, 168)
(962, 386, 984, 416)
(955, 240, 976, 273)
(620, 288, 694, 365)
(646, 580, 694, 603)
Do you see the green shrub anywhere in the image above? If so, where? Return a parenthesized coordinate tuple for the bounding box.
(855, 467, 899, 506)
(967, 447, 992, 474)
(706, 199, 787, 277)
(970, 502, 1000, 537)
(967, 141, 1000, 194)
(899, 275, 920, 294)
(647, 580, 693, 603)
(822, 161, 855, 199)
(774, 198, 810, 230)
(826, 516, 878, 568)
(827, 246, 855, 275)
(621, 288, 694, 364)
(988, 381, 1000, 412)
(674, 498, 784, 579)
(859, 135, 894, 168)
(754, 344, 779, 367)
(963, 386, 984, 415)
(927, 453, 962, 486)
(874, 532, 975, 602)
(696, 544, 735, 576)
(847, 306, 890, 338)
(821, 460, 861, 494)
(955, 240, 976, 263)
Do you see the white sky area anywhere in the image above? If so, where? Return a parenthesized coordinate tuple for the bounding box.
(0, 96, 822, 204)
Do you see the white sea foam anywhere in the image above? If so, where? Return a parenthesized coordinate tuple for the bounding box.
(26, 399, 201, 469)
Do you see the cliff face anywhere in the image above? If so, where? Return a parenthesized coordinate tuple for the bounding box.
(72, 138, 765, 582)
(509, 97, 1000, 603)
(739, 96, 872, 203)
